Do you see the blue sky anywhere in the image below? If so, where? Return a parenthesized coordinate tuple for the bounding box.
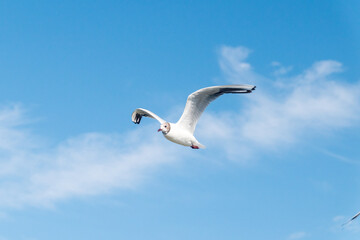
(0, 0, 360, 239)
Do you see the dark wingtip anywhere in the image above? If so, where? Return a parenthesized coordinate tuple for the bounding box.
(133, 113, 142, 124)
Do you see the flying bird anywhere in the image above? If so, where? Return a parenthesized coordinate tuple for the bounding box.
(131, 84, 256, 149)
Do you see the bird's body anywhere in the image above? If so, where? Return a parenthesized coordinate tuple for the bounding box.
(131, 84, 255, 149)
(162, 122, 204, 148)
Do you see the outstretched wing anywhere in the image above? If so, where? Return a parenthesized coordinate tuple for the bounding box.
(131, 108, 166, 124)
(176, 84, 255, 133)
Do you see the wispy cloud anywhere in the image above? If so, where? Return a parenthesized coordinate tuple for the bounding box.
(287, 231, 307, 240)
(218, 45, 265, 85)
(322, 150, 360, 165)
(0, 105, 185, 208)
(1, 45, 359, 209)
(197, 46, 360, 161)
(271, 61, 293, 76)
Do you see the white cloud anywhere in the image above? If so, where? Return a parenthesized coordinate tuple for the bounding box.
(271, 61, 293, 76)
(302, 60, 343, 82)
(333, 215, 346, 222)
(218, 45, 264, 85)
(0, 105, 185, 208)
(197, 46, 360, 161)
(1, 45, 359, 209)
(242, 67, 360, 147)
(287, 231, 306, 240)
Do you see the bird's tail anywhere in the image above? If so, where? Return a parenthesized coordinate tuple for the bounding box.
(196, 142, 206, 149)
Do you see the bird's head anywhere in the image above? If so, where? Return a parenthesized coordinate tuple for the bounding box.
(158, 122, 171, 134)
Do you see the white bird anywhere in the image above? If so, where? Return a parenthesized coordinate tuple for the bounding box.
(131, 84, 256, 149)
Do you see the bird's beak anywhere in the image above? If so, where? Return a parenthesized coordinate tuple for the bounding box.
(157, 128, 161, 132)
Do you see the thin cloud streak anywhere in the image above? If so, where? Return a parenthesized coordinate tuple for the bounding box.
(287, 231, 307, 240)
(322, 150, 360, 166)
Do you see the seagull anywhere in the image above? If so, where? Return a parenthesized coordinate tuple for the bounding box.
(131, 84, 256, 149)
